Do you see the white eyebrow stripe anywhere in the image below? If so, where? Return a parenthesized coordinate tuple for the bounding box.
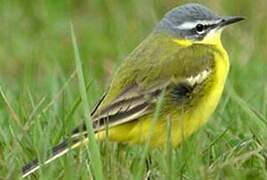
(175, 20, 221, 30)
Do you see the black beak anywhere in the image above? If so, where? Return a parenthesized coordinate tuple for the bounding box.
(219, 16, 245, 27)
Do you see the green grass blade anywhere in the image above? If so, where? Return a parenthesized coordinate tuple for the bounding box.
(70, 23, 103, 180)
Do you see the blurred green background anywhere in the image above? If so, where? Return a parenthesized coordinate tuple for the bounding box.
(0, 0, 266, 179)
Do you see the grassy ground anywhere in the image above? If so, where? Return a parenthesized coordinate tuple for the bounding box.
(0, 0, 267, 179)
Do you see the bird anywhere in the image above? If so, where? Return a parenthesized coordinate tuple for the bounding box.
(22, 3, 244, 177)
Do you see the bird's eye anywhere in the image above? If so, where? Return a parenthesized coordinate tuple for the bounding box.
(195, 24, 204, 33)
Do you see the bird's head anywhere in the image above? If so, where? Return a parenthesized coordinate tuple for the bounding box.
(155, 3, 244, 47)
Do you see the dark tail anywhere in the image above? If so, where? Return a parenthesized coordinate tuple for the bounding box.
(22, 124, 88, 178)
(22, 93, 106, 177)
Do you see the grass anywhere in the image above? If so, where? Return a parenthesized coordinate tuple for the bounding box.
(71, 23, 103, 179)
(0, 0, 267, 179)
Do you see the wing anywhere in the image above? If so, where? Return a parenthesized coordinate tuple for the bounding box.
(92, 81, 169, 131)
(90, 33, 214, 132)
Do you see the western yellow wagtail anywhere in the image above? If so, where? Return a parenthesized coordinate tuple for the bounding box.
(22, 3, 244, 177)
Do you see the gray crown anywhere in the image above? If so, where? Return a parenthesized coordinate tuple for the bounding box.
(155, 3, 220, 37)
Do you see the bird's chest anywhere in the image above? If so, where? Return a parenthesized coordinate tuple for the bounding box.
(170, 49, 229, 146)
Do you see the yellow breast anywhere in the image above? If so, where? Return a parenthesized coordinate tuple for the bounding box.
(134, 44, 229, 148)
(172, 44, 229, 146)
(148, 44, 230, 148)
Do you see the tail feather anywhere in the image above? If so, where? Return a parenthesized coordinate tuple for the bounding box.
(22, 131, 88, 178)
(22, 93, 106, 177)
